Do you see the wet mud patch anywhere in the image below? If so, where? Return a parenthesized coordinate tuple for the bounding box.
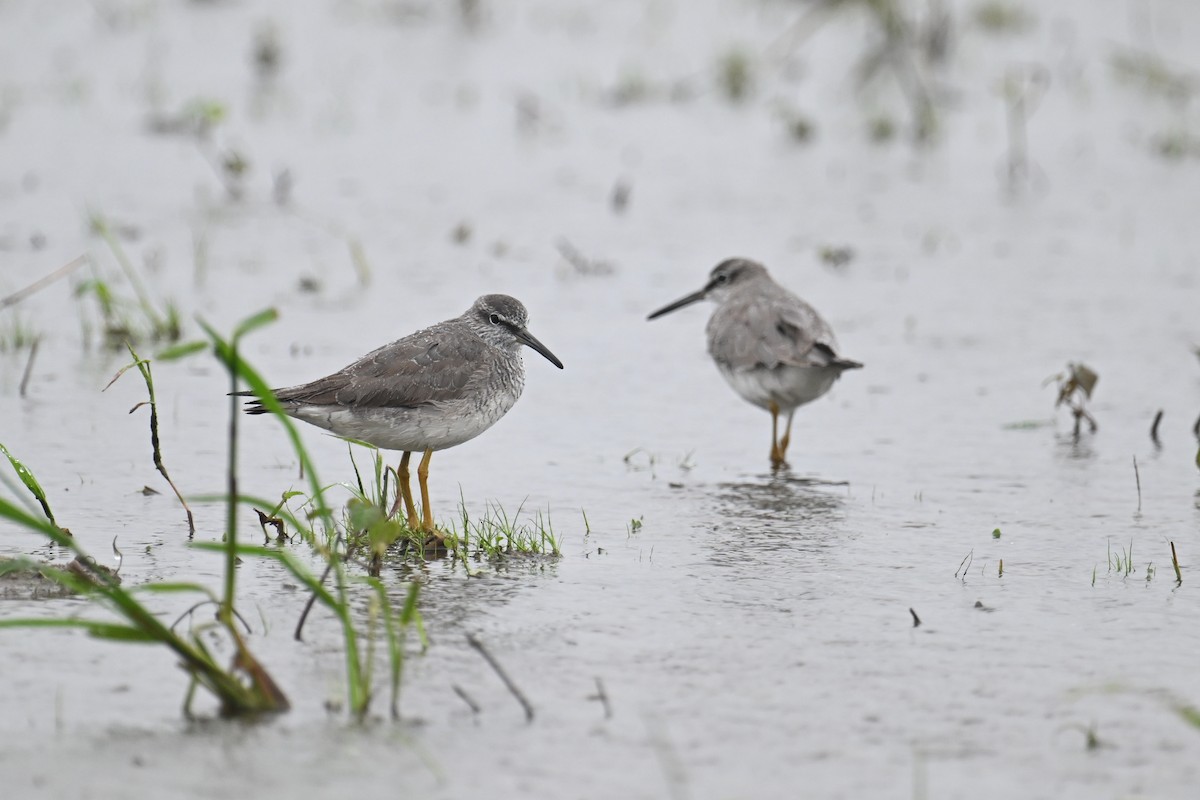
(0, 555, 121, 600)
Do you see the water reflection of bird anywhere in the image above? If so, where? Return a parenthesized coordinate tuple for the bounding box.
(238, 295, 563, 542)
(648, 258, 861, 469)
(717, 476, 846, 525)
(707, 476, 848, 563)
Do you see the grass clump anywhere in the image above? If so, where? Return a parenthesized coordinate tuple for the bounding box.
(146, 97, 228, 140)
(972, 1, 1034, 34)
(0, 311, 38, 352)
(194, 310, 423, 719)
(716, 48, 754, 103)
(1150, 130, 1200, 161)
(790, 0, 941, 142)
(867, 114, 897, 143)
(332, 444, 563, 569)
(450, 498, 561, 561)
(1107, 538, 1134, 578)
(0, 443, 289, 717)
(0, 310, 425, 721)
(1110, 48, 1197, 105)
(77, 213, 182, 348)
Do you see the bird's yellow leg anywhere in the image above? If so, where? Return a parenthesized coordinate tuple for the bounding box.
(416, 448, 437, 535)
(768, 402, 784, 467)
(395, 451, 419, 531)
(779, 410, 795, 461)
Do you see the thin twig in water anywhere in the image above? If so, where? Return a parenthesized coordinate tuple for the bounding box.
(955, 549, 974, 580)
(294, 559, 335, 642)
(556, 238, 591, 272)
(1171, 542, 1182, 585)
(18, 338, 39, 398)
(1001, 65, 1050, 193)
(1133, 455, 1142, 512)
(1150, 410, 1163, 445)
(452, 684, 481, 715)
(909, 607, 921, 627)
(466, 632, 534, 722)
(590, 676, 613, 719)
(170, 599, 253, 634)
(555, 238, 615, 276)
(644, 714, 690, 800)
(0, 255, 87, 310)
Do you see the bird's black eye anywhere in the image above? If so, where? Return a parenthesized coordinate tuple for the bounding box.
(489, 313, 501, 325)
(715, 273, 729, 283)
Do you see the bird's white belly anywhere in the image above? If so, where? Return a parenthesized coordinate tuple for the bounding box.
(290, 396, 517, 452)
(717, 364, 839, 412)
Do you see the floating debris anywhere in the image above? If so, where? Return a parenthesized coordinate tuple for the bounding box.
(1047, 362, 1098, 436)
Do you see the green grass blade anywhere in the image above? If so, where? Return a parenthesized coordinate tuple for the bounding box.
(156, 341, 207, 361)
(233, 308, 279, 340)
(0, 618, 153, 643)
(0, 495, 72, 547)
(197, 313, 331, 534)
(366, 577, 406, 719)
(129, 582, 218, 599)
(85, 623, 163, 642)
(0, 443, 57, 525)
(0, 618, 112, 632)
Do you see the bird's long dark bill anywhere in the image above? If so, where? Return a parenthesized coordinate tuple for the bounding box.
(647, 288, 707, 320)
(515, 327, 564, 369)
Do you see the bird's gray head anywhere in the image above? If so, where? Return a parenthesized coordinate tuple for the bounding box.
(466, 294, 564, 369)
(647, 258, 770, 320)
(703, 258, 769, 302)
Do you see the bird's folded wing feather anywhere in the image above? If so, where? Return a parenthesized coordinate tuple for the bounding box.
(710, 293, 841, 371)
(272, 324, 490, 409)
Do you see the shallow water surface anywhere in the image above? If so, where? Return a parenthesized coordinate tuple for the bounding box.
(2, 1, 1199, 798)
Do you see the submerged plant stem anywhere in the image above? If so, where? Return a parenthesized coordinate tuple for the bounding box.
(294, 560, 335, 642)
(223, 337, 240, 624)
(1133, 455, 1142, 512)
(19, 338, 40, 398)
(0, 255, 87, 311)
(107, 345, 195, 535)
(92, 215, 164, 330)
(467, 632, 534, 722)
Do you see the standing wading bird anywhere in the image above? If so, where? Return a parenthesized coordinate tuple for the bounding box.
(237, 294, 563, 544)
(648, 258, 861, 469)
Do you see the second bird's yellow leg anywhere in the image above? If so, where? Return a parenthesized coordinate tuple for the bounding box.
(778, 410, 795, 462)
(768, 402, 784, 467)
(416, 448, 437, 534)
(397, 451, 419, 531)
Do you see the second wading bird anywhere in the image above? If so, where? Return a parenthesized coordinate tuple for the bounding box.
(238, 294, 563, 543)
(648, 258, 861, 469)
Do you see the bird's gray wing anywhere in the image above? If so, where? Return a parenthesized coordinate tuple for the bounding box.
(272, 321, 491, 409)
(708, 291, 843, 372)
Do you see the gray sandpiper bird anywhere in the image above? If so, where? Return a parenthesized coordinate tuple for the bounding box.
(239, 294, 563, 538)
(648, 258, 861, 469)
